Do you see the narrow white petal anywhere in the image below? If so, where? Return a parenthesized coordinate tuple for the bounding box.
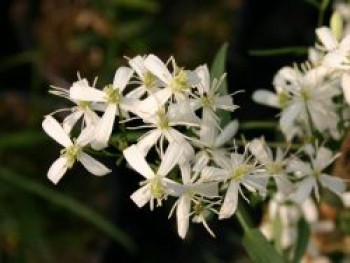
(123, 145, 154, 179)
(314, 147, 334, 171)
(91, 104, 117, 150)
(130, 184, 151, 208)
(163, 178, 184, 197)
(42, 116, 72, 147)
(199, 108, 217, 144)
(63, 110, 83, 133)
(193, 182, 219, 197)
(128, 55, 147, 78)
(144, 54, 172, 84)
(202, 167, 227, 181)
(78, 152, 111, 176)
(320, 174, 346, 197)
(84, 108, 100, 127)
(316, 27, 338, 51)
(248, 139, 271, 164)
(176, 195, 191, 239)
(301, 198, 318, 223)
(179, 162, 191, 184)
(48, 157, 68, 184)
(136, 129, 162, 157)
(286, 158, 313, 178)
(215, 120, 239, 147)
(275, 176, 294, 195)
(113, 66, 134, 92)
(252, 90, 280, 108)
(76, 126, 95, 146)
(219, 181, 239, 219)
(137, 88, 172, 116)
(157, 142, 183, 176)
(195, 65, 210, 94)
(290, 177, 316, 204)
(215, 95, 236, 111)
(70, 85, 105, 102)
(280, 102, 303, 136)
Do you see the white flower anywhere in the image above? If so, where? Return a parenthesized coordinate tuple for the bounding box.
(70, 67, 136, 150)
(203, 147, 268, 219)
(42, 116, 111, 184)
(191, 65, 237, 125)
(169, 162, 218, 239)
(135, 104, 197, 158)
(123, 142, 183, 210)
(287, 144, 345, 203)
(192, 120, 239, 171)
(126, 55, 160, 99)
(248, 138, 294, 195)
(137, 54, 200, 114)
(50, 78, 99, 133)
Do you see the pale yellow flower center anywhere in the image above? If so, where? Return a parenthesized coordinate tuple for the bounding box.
(104, 84, 121, 104)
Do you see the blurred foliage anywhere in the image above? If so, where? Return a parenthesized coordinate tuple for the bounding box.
(1, 0, 240, 262)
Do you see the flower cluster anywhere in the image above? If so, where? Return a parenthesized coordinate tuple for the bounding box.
(43, 47, 348, 243)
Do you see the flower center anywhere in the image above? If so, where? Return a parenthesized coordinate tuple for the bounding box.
(61, 144, 81, 168)
(201, 95, 214, 108)
(143, 72, 156, 89)
(266, 162, 284, 175)
(150, 176, 165, 201)
(104, 84, 121, 104)
(232, 164, 252, 180)
(171, 69, 190, 92)
(278, 91, 289, 108)
(78, 101, 91, 111)
(157, 109, 169, 130)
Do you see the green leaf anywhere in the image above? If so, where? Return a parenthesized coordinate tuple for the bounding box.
(243, 229, 285, 263)
(0, 130, 48, 150)
(248, 46, 308, 57)
(0, 168, 137, 253)
(210, 43, 231, 126)
(293, 218, 310, 263)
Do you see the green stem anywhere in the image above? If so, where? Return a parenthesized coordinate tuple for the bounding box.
(239, 121, 277, 130)
(236, 202, 253, 232)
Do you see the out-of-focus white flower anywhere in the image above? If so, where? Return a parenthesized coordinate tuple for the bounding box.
(287, 144, 345, 203)
(70, 67, 136, 150)
(203, 147, 268, 219)
(249, 138, 294, 195)
(169, 162, 218, 239)
(123, 143, 183, 210)
(42, 116, 111, 184)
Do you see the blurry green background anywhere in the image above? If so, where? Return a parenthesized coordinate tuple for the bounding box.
(0, 0, 242, 262)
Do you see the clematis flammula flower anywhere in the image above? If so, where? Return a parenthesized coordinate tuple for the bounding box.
(192, 119, 239, 172)
(135, 103, 198, 158)
(191, 64, 237, 125)
(203, 147, 268, 219)
(287, 144, 346, 203)
(256, 66, 340, 140)
(50, 78, 99, 133)
(126, 55, 160, 99)
(70, 67, 136, 150)
(42, 115, 111, 184)
(169, 162, 218, 239)
(248, 138, 294, 195)
(123, 142, 183, 210)
(137, 54, 200, 114)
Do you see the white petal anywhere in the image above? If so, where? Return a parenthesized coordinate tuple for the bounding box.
(113, 66, 134, 92)
(286, 158, 313, 177)
(248, 138, 271, 164)
(91, 104, 117, 150)
(314, 147, 334, 171)
(316, 27, 338, 51)
(123, 145, 154, 179)
(42, 116, 72, 147)
(215, 95, 236, 111)
(215, 120, 239, 147)
(342, 192, 350, 208)
(275, 176, 294, 195)
(252, 90, 280, 108)
(290, 177, 316, 204)
(319, 174, 346, 197)
(195, 65, 210, 94)
(136, 129, 162, 157)
(128, 55, 147, 78)
(157, 142, 183, 176)
(78, 152, 111, 176)
(70, 85, 105, 102)
(199, 108, 217, 144)
(48, 157, 68, 184)
(202, 167, 227, 181)
(144, 54, 172, 84)
(63, 110, 83, 133)
(130, 184, 151, 208)
(342, 73, 350, 105)
(179, 162, 191, 184)
(137, 88, 172, 116)
(176, 195, 191, 239)
(280, 102, 303, 136)
(219, 181, 238, 219)
(301, 198, 318, 223)
(76, 125, 95, 146)
(193, 182, 218, 197)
